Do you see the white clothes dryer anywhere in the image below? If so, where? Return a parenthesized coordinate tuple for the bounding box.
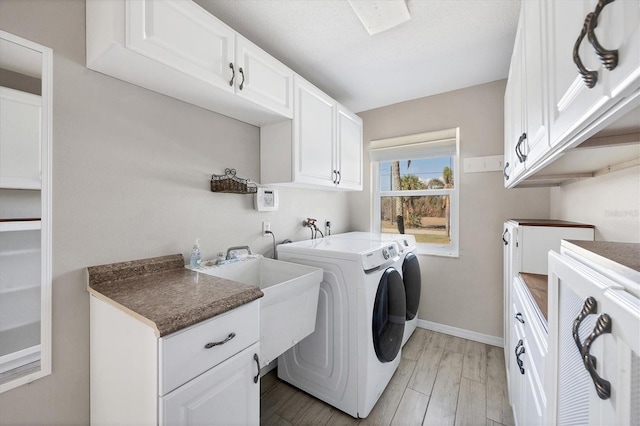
(276, 237, 406, 418)
(331, 232, 421, 346)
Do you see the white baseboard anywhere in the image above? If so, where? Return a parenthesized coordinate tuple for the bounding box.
(417, 319, 504, 348)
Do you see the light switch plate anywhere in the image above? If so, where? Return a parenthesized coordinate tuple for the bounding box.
(463, 155, 504, 173)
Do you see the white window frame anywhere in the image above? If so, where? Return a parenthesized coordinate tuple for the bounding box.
(371, 128, 460, 257)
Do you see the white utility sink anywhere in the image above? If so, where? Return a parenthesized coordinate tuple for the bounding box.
(196, 256, 322, 368)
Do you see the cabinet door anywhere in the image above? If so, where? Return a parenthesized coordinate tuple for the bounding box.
(161, 343, 260, 426)
(126, 0, 235, 92)
(546, 251, 631, 425)
(504, 16, 526, 185)
(521, 0, 549, 166)
(503, 223, 518, 374)
(336, 105, 362, 190)
(235, 36, 293, 118)
(546, 0, 609, 147)
(0, 87, 41, 189)
(293, 77, 336, 187)
(591, 0, 640, 100)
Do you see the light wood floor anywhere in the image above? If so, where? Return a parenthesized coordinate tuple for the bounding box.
(260, 328, 514, 426)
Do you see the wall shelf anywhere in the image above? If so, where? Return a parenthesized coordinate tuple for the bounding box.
(0, 219, 41, 232)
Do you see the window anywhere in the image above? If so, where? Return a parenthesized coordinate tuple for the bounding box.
(370, 128, 459, 257)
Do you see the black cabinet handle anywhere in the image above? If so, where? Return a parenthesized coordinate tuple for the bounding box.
(503, 162, 510, 181)
(229, 63, 235, 87)
(204, 332, 236, 349)
(587, 0, 618, 71)
(502, 229, 509, 245)
(515, 339, 525, 375)
(515, 312, 525, 324)
(332, 170, 337, 184)
(239, 67, 245, 90)
(574, 13, 599, 88)
(581, 313, 612, 400)
(573, 297, 597, 354)
(253, 353, 260, 383)
(336, 170, 341, 185)
(515, 133, 527, 163)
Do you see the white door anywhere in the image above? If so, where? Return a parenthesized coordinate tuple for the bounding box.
(160, 343, 260, 426)
(235, 35, 293, 118)
(546, 251, 637, 425)
(293, 77, 336, 187)
(126, 0, 235, 92)
(336, 105, 362, 190)
(521, 0, 549, 166)
(546, 0, 609, 147)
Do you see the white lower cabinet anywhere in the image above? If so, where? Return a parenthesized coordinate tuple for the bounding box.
(161, 343, 259, 426)
(547, 245, 640, 425)
(509, 278, 547, 426)
(90, 296, 260, 426)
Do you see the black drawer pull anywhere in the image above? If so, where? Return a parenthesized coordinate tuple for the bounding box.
(515, 312, 525, 324)
(204, 332, 236, 349)
(574, 13, 598, 88)
(587, 0, 618, 71)
(573, 297, 597, 354)
(253, 353, 260, 383)
(582, 313, 612, 400)
(515, 339, 525, 375)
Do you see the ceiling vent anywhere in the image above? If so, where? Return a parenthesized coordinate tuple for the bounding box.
(348, 0, 411, 35)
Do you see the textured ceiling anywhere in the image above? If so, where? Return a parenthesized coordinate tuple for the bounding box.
(194, 0, 521, 113)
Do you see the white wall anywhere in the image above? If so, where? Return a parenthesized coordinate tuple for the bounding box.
(0, 1, 350, 424)
(550, 165, 640, 243)
(351, 80, 551, 341)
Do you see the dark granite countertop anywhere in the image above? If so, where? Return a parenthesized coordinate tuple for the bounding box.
(87, 254, 263, 337)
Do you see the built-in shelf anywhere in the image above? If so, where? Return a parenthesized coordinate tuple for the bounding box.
(0, 219, 41, 232)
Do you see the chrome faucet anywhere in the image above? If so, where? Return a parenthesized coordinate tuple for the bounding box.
(226, 245, 253, 260)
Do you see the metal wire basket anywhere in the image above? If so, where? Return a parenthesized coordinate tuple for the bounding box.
(210, 168, 257, 194)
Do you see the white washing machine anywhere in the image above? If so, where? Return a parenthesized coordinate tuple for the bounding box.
(276, 237, 406, 418)
(331, 232, 421, 346)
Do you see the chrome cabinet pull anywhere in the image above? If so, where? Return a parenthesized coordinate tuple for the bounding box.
(515, 339, 525, 375)
(503, 162, 510, 181)
(515, 133, 527, 163)
(253, 353, 260, 383)
(229, 63, 235, 87)
(573, 297, 597, 354)
(239, 67, 245, 90)
(574, 13, 599, 88)
(204, 332, 236, 349)
(515, 312, 525, 324)
(502, 229, 509, 245)
(581, 313, 612, 400)
(587, 0, 618, 71)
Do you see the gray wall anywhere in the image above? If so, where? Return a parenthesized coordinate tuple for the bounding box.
(350, 80, 551, 340)
(550, 165, 640, 243)
(0, 1, 350, 424)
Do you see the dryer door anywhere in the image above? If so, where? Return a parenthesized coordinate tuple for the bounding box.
(372, 268, 406, 363)
(402, 252, 421, 321)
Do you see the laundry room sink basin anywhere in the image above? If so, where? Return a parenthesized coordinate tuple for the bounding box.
(196, 257, 322, 368)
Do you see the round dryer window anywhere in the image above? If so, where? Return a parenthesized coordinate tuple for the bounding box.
(402, 252, 421, 321)
(372, 267, 406, 363)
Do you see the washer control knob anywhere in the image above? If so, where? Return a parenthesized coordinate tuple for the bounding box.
(382, 248, 390, 260)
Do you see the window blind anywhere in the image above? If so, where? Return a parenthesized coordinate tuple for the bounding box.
(369, 128, 458, 162)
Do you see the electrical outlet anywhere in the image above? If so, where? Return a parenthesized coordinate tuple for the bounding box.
(325, 219, 331, 236)
(262, 221, 271, 237)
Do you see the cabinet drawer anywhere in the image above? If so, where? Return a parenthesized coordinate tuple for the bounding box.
(513, 278, 547, 381)
(159, 301, 259, 395)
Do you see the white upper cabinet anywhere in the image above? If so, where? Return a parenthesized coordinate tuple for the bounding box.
(336, 105, 363, 190)
(0, 87, 42, 190)
(87, 0, 293, 125)
(260, 76, 363, 191)
(126, 0, 235, 92)
(504, 0, 640, 188)
(235, 35, 293, 118)
(294, 77, 337, 187)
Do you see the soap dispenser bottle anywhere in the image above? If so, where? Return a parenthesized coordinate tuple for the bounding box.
(190, 239, 201, 268)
